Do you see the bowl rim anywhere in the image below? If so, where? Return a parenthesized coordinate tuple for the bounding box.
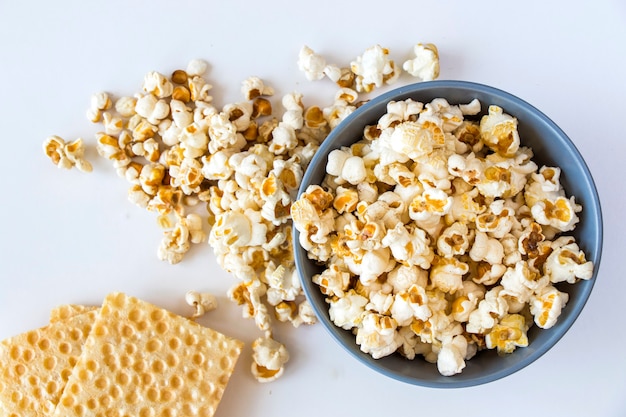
(294, 80, 603, 388)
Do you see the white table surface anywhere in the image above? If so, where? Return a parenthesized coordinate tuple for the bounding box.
(1, 1, 625, 416)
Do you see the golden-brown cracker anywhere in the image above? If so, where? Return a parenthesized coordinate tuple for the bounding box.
(52, 292, 243, 417)
(49, 304, 98, 323)
(0, 310, 99, 417)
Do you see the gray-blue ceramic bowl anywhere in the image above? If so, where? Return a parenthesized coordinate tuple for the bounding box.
(293, 80, 603, 388)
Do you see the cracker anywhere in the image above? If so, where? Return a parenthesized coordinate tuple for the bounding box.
(0, 310, 99, 417)
(52, 292, 243, 417)
(49, 304, 98, 323)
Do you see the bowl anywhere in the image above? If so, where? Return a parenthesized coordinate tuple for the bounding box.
(293, 80, 603, 388)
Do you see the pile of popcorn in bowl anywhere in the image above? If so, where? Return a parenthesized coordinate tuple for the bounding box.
(292, 81, 602, 386)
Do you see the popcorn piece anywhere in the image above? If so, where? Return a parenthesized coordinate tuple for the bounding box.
(529, 285, 569, 329)
(402, 43, 440, 81)
(469, 231, 504, 265)
(350, 45, 399, 93)
(114, 96, 138, 118)
(185, 290, 218, 318)
(135, 94, 171, 125)
(101, 111, 124, 135)
(251, 333, 290, 383)
(437, 334, 468, 376)
(485, 313, 529, 354)
(355, 312, 399, 359)
(186, 58, 209, 77)
(480, 105, 520, 157)
(466, 286, 509, 334)
(328, 289, 368, 330)
(545, 239, 594, 284)
(228, 279, 271, 331)
(451, 281, 485, 323)
(390, 284, 432, 326)
(86, 91, 112, 122)
(297, 45, 341, 82)
(437, 221, 471, 257)
(408, 188, 452, 222)
(429, 256, 469, 294)
(157, 213, 206, 264)
(142, 71, 174, 98)
(313, 264, 351, 297)
(242, 76, 274, 100)
(524, 166, 564, 207)
(531, 195, 581, 232)
(500, 260, 549, 305)
(188, 75, 213, 102)
(43, 135, 93, 173)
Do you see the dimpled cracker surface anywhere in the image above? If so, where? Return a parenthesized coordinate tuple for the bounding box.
(0, 310, 99, 417)
(52, 292, 244, 417)
(49, 305, 98, 323)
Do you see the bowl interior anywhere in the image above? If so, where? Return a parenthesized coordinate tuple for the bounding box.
(294, 80, 603, 388)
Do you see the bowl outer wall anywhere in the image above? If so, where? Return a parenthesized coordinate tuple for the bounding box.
(293, 80, 603, 388)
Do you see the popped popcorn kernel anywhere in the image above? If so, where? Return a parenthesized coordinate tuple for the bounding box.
(485, 314, 529, 354)
(251, 333, 289, 383)
(351, 44, 399, 93)
(43, 136, 93, 173)
(529, 285, 569, 329)
(402, 43, 440, 81)
(480, 105, 520, 157)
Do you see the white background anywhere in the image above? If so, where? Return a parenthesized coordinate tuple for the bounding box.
(1, 1, 625, 416)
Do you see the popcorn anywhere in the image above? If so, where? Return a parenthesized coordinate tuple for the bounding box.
(43, 135, 93, 173)
(531, 195, 581, 232)
(242, 76, 275, 100)
(350, 45, 400, 93)
(402, 43, 440, 81)
(185, 290, 218, 318)
(485, 313, 529, 354)
(297, 45, 341, 82)
(390, 284, 432, 326)
(251, 332, 290, 383)
(469, 231, 504, 265)
(529, 285, 569, 329)
(186, 58, 209, 77)
(157, 213, 206, 264)
(86, 91, 113, 122)
(142, 71, 174, 98)
(436, 221, 471, 257)
(328, 290, 369, 330)
(355, 312, 399, 359)
(437, 334, 468, 376)
(228, 279, 271, 331)
(544, 238, 594, 284)
(114, 96, 138, 118)
(480, 105, 520, 157)
(429, 256, 469, 294)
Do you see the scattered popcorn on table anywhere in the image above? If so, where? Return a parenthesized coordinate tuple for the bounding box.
(292, 96, 594, 376)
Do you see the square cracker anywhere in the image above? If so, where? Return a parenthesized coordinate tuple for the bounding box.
(0, 309, 99, 417)
(52, 292, 243, 417)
